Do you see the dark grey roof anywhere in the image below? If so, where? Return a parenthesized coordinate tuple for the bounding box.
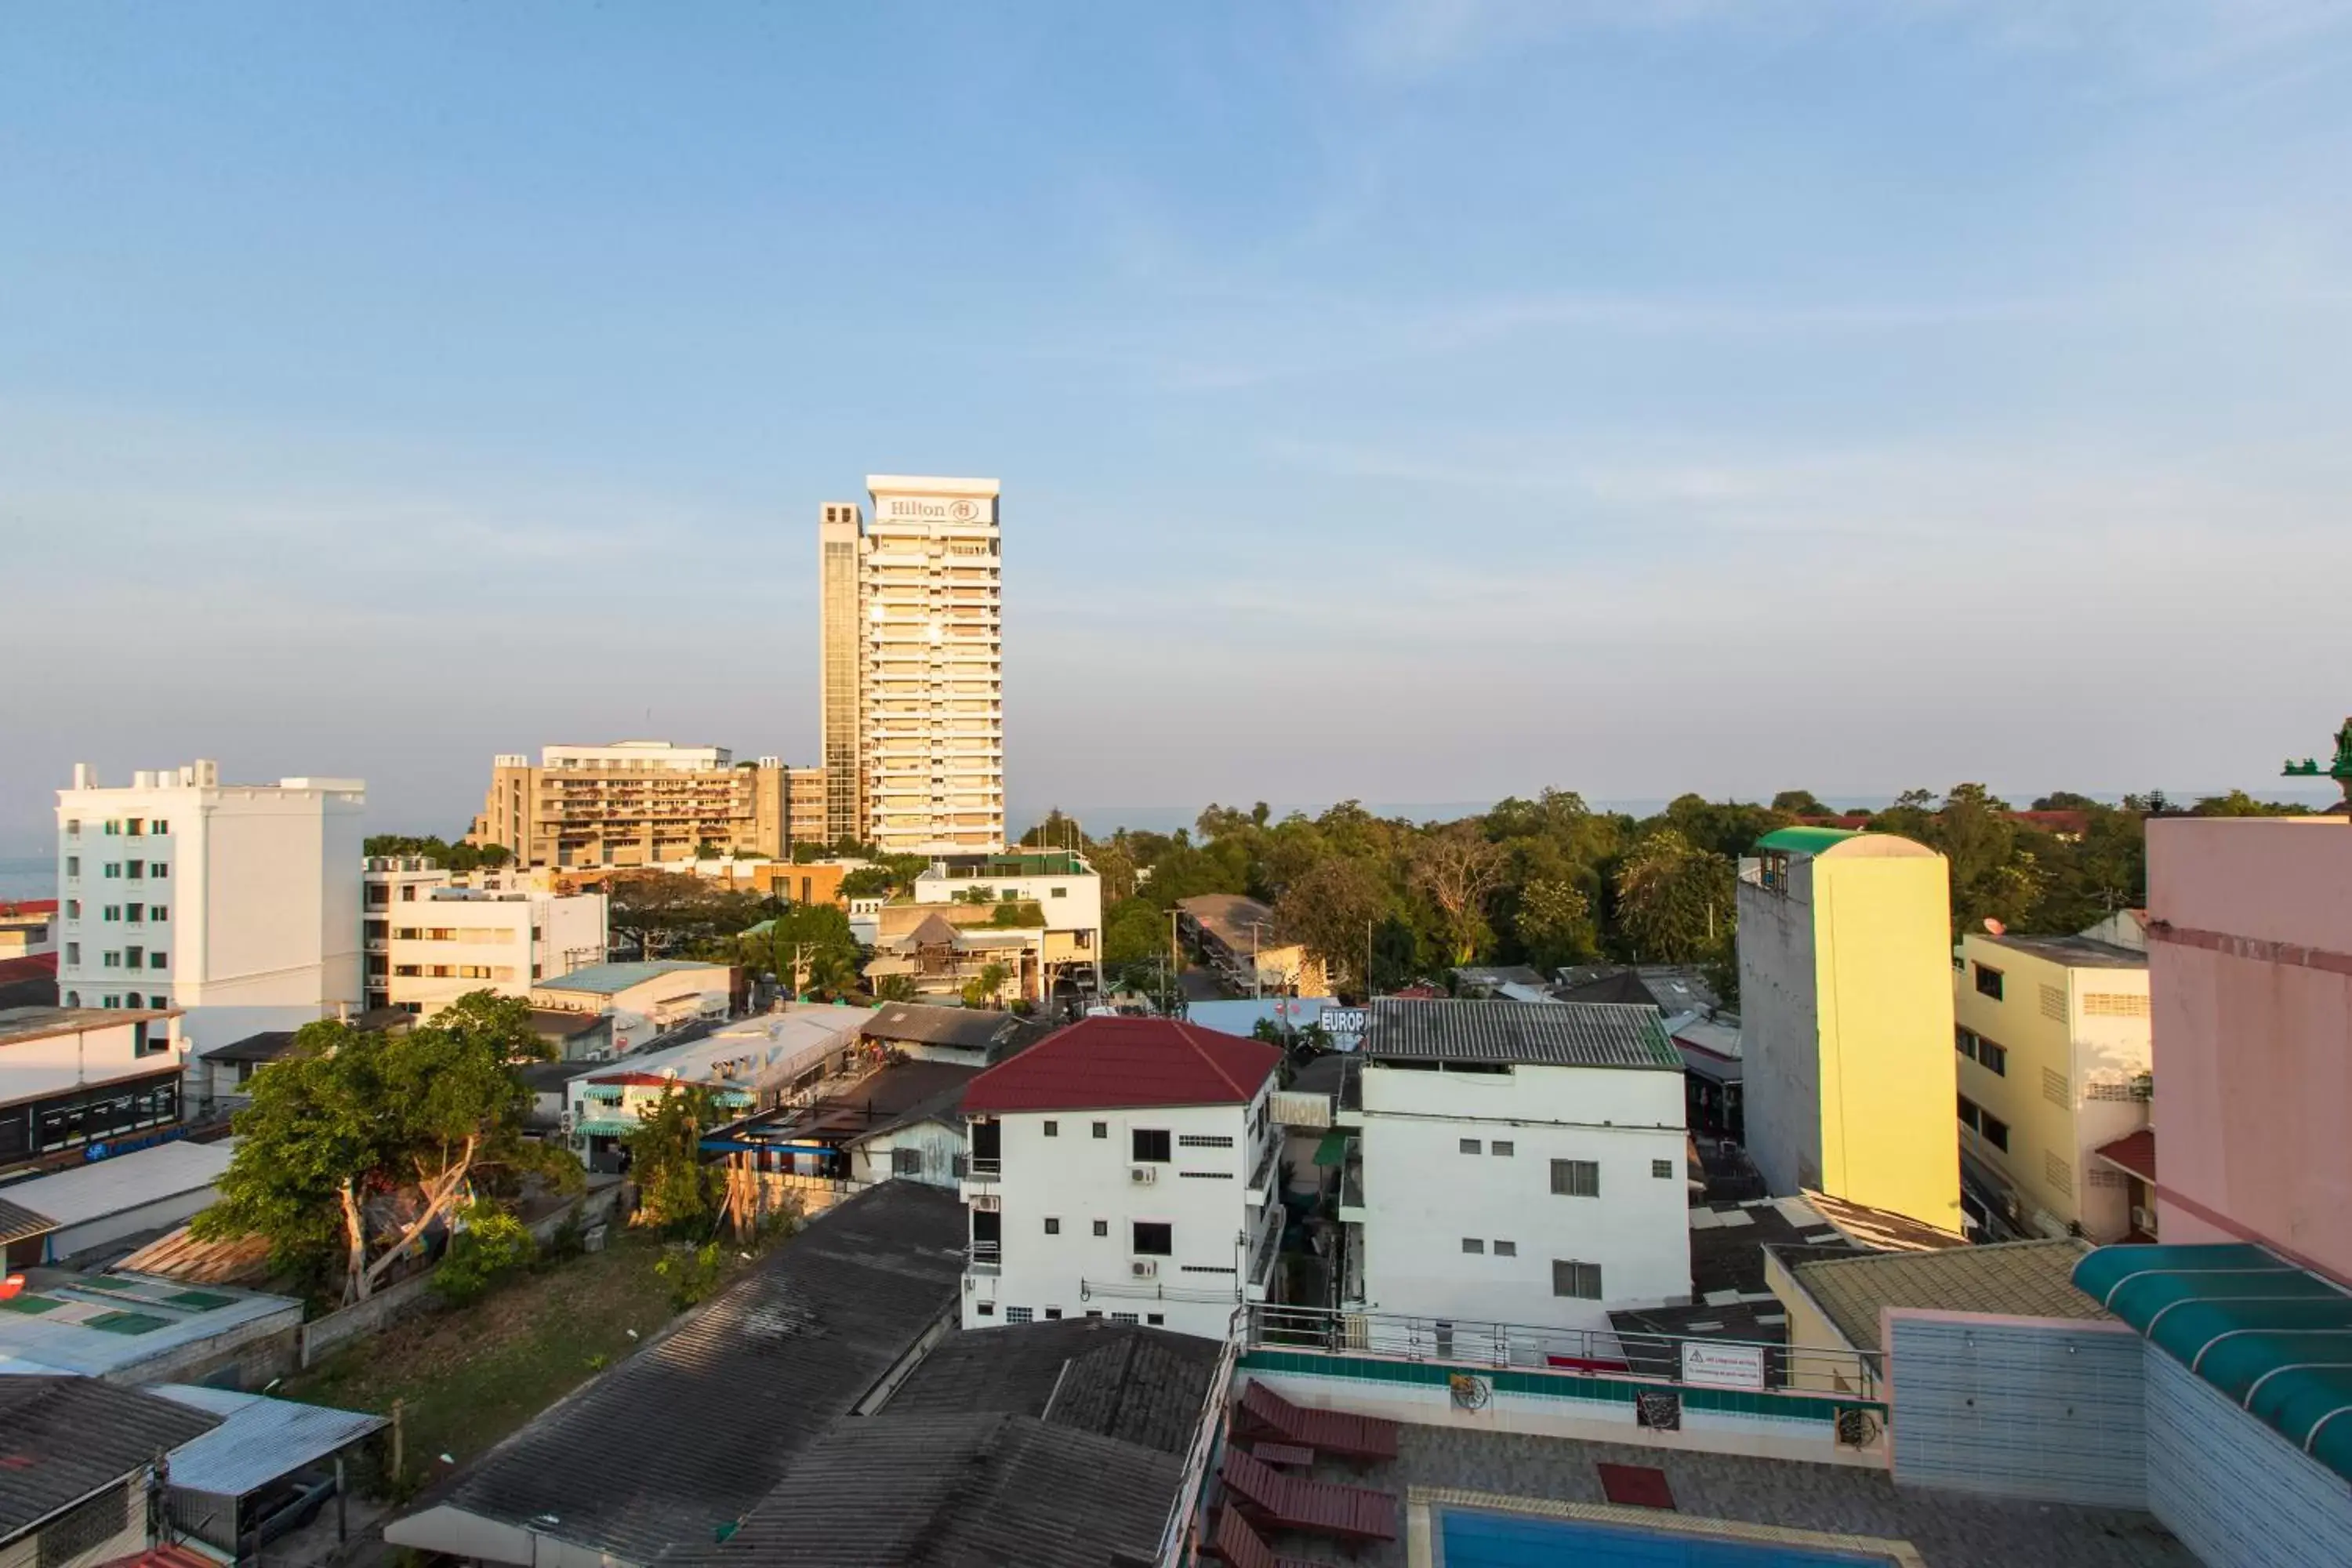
(527, 1008, 610, 1040)
(0, 1377, 221, 1537)
(0, 1194, 57, 1247)
(884, 1319, 1221, 1457)
(1977, 933, 2147, 971)
(1362, 998, 1682, 1069)
(422, 1181, 966, 1564)
(200, 1029, 301, 1065)
(663, 1411, 1178, 1568)
(858, 1001, 1040, 1054)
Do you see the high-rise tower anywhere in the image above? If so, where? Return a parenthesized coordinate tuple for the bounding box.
(818, 501, 865, 847)
(818, 477, 1004, 856)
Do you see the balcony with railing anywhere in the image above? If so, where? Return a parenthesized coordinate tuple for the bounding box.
(967, 1240, 1002, 1276)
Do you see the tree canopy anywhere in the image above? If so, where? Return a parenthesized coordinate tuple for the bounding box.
(364, 833, 511, 873)
(194, 993, 579, 1303)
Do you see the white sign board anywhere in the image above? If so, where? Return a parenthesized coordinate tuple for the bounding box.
(1679, 1341, 1767, 1392)
(1319, 1007, 1368, 1035)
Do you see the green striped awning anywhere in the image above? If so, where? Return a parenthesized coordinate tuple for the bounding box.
(575, 1118, 641, 1138)
(580, 1084, 626, 1103)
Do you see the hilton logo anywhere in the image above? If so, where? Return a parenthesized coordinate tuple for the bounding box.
(884, 497, 987, 522)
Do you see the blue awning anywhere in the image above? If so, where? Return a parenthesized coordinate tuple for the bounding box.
(2075, 1242, 2352, 1483)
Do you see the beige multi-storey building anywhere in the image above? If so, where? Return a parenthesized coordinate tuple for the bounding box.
(468, 742, 823, 871)
(818, 476, 1005, 855)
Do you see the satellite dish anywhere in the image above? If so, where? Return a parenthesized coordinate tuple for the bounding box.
(1984, 918, 2006, 936)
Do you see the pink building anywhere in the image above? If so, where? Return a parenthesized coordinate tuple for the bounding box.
(2145, 817, 2352, 1283)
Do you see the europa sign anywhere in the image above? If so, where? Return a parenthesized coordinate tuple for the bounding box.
(878, 495, 991, 524)
(1679, 1341, 1768, 1392)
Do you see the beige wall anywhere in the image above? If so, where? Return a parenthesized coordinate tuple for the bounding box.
(0, 1476, 147, 1568)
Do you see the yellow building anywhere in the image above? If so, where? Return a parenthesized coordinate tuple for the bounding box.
(1736, 827, 1962, 1236)
(1952, 928, 2151, 1243)
(466, 741, 825, 871)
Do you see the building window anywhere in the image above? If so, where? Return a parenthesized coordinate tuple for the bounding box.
(103, 863, 118, 878)
(1652, 1159, 1674, 1179)
(125, 861, 143, 879)
(1093, 1219, 1108, 1237)
(64, 942, 79, 964)
(151, 818, 168, 835)
(103, 951, 121, 969)
(1494, 1240, 1518, 1257)
(1006, 1306, 1033, 1324)
(124, 992, 143, 1008)
(1552, 1260, 1604, 1300)
(1133, 1221, 1173, 1256)
(149, 952, 167, 969)
(976, 1301, 995, 1316)
(1462, 1237, 1485, 1254)
(103, 906, 120, 922)
(1177, 1133, 1232, 1148)
(65, 899, 79, 919)
(1132, 1128, 1171, 1163)
(891, 1148, 922, 1177)
(65, 818, 79, 837)
(1112, 1312, 1138, 1324)
(1550, 1159, 1599, 1198)
(1490, 1140, 1514, 1156)
(1044, 1120, 1058, 1137)
(1459, 1138, 1482, 1155)
(1044, 1308, 1062, 1320)
(150, 862, 168, 879)
(1093, 1121, 1109, 1138)
(1974, 964, 2004, 1000)
(1956, 1027, 1977, 1062)
(1044, 1217, 1061, 1235)
(125, 904, 143, 923)
(65, 857, 80, 877)
(1981, 1112, 2009, 1152)
(150, 905, 167, 922)
(1978, 1040, 2007, 1076)
(1147, 1313, 1164, 1326)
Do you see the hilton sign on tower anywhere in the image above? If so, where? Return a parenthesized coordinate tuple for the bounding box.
(817, 477, 1004, 856)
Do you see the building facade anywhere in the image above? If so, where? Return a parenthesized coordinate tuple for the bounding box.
(960, 1018, 1285, 1340)
(54, 760, 365, 1049)
(818, 477, 1005, 855)
(1737, 826, 1963, 1236)
(1951, 930, 2151, 1243)
(1339, 1000, 1692, 1335)
(2143, 817, 2352, 1280)
(0, 1006, 189, 1175)
(912, 851, 1102, 998)
(1178, 894, 1329, 997)
(362, 858, 608, 1016)
(466, 742, 822, 870)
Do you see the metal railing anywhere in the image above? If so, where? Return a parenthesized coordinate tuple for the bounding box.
(967, 1156, 1001, 1180)
(1246, 1303, 1885, 1399)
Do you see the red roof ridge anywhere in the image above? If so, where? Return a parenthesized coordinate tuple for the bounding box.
(961, 1015, 1281, 1114)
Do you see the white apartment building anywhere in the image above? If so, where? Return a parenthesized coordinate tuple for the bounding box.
(1340, 1000, 1693, 1338)
(362, 857, 608, 1016)
(0, 1005, 190, 1174)
(911, 849, 1103, 996)
(818, 477, 1005, 855)
(54, 761, 364, 1050)
(959, 1017, 1286, 1341)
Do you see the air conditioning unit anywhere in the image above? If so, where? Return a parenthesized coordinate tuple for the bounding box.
(2131, 1206, 2157, 1235)
(971, 1195, 1000, 1213)
(1131, 1259, 1158, 1279)
(1130, 1166, 1156, 1185)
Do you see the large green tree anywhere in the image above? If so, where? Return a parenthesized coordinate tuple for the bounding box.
(1272, 856, 1389, 999)
(1613, 829, 1736, 964)
(624, 1084, 728, 1236)
(194, 993, 579, 1303)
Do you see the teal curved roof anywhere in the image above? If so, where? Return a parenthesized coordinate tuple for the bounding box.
(1755, 826, 1859, 855)
(2074, 1243, 2352, 1483)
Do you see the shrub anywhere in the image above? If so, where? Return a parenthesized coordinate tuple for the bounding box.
(432, 1201, 538, 1305)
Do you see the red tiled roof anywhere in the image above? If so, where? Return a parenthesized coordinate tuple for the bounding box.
(0, 953, 57, 985)
(586, 1071, 680, 1088)
(960, 1016, 1282, 1113)
(0, 900, 58, 918)
(2093, 1128, 2157, 1184)
(99, 1548, 215, 1568)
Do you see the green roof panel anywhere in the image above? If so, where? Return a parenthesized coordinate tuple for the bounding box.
(1755, 826, 1860, 855)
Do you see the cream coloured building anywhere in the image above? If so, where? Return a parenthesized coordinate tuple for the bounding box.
(817, 477, 1005, 855)
(362, 858, 608, 1017)
(1952, 928, 2151, 1243)
(466, 742, 822, 870)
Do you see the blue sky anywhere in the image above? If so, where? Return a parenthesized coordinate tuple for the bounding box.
(5, 1, 2351, 844)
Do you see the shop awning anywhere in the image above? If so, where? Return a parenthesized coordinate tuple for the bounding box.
(2074, 1242, 2352, 1485)
(1310, 1131, 1350, 1168)
(575, 1117, 641, 1138)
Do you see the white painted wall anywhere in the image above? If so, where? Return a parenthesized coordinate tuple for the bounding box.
(0, 1013, 187, 1105)
(1355, 1061, 1690, 1332)
(55, 762, 364, 1051)
(851, 1117, 967, 1187)
(383, 888, 608, 1014)
(965, 1090, 1279, 1341)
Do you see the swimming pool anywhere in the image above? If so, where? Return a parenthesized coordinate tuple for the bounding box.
(1439, 1507, 1896, 1566)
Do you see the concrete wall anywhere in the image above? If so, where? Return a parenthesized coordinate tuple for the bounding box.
(1355, 1061, 1689, 1332)
(1885, 1310, 2145, 1507)
(1240, 1356, 1888, 1469)
(2147, 818, 2352, 1283)
(1737, 856, 1824, 1199)
(2145, 1341, 2352, 1568)
(299, 1270, 437, 1369)
(850, 1119, 965, 1187)
(0, 1013, 188, 1105)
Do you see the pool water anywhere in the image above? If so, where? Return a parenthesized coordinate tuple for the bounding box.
(1439, 1508, 1891, 1566)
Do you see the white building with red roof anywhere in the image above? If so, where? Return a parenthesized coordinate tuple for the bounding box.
(958, 1016, 1285, 1340)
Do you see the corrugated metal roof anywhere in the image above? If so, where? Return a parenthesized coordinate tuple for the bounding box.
(1360, 999, 1681, 1069)
(0, 1377, 220, 1536)
(881, 1319, 1221, 1457)
(858, 1002, 1040, 1054)
(1789, 1238, 2103, 1352)
(393, 1181, 966, 1565)
(0, 1195, 57, 1247)
(0, 1139, 235, 1228)
(150, 1385, 387, 1497)
(961, 1018, 1281, 1113)
(535, 960, 727, 996)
